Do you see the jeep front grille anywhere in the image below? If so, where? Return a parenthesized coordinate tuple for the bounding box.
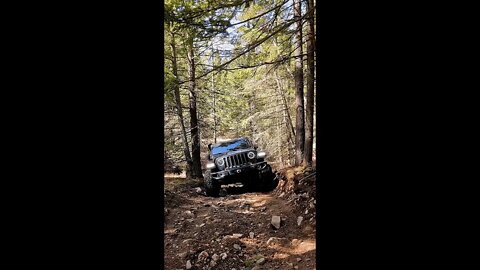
(223, 152, 250, 169)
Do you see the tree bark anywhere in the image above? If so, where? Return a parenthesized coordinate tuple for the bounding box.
(169, 29, 193, 177)
(274, 71, 296, 142)
(303, 0, 315, 166)
(187, 35, 203, 179)
(293, 0, 305, 166)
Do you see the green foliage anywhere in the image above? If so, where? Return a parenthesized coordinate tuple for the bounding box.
(164, 0, 316, 169)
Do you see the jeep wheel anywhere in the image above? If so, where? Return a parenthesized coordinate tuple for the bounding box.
(204, 170, 220, 197)
(258, 165, 278, 191)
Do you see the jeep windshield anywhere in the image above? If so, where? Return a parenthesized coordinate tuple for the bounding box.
(211, 139, 251, 156)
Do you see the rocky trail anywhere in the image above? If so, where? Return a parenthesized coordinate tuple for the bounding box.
(164, 167, 317, 270)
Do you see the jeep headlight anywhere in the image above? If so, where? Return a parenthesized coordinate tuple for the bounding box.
(206, 163, 216, 169)
(247, 152, 255, 159)
(257, 151, 266, 158)
(216, 158, 224, 166)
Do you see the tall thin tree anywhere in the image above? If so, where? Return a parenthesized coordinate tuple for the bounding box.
(186, 33, 203, 178)
(293, 0, 305, 165)
(168, 27, 193, 177)
(304, 0, 315, 166)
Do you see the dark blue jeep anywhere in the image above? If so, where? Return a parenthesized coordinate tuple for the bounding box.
(204, 137, 277, 197)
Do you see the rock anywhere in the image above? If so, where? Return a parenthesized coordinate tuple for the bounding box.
(178, 252, 188, 259)
(297, 216, 304, 226)
(232, 234, 243, 238)
(251, 267, 260, 270)
(185, 210, 194, 218)
(220, 253, 228, 260)
(198, 223, 205, 228)
(212, 254, 220, 261)
(186, 260, 192, 269)
(271, 216, 281, 229)
(305, 209, 309, 215)
(256, 257, 266, 265)
(294, 266, 298, 269)
(198, 251, 209, 261)
(183, 239, 194, 244)
(249, 232, 254, 239)
(210, 260, 217, 267)
(266, 237, 289, 246)
(296, 258, 302, 262)
(233, 244, 241, 250)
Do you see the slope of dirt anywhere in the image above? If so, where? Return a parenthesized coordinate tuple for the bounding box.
(164, 168, 316, 270)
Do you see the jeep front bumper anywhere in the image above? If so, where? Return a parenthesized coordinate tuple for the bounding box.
(210, 161, 269, 180)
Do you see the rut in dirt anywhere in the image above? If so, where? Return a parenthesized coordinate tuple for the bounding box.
(164, 168, 316, 270)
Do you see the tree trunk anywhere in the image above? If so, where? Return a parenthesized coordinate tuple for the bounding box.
(303, 0, 315, 166)
(212, 69, 217, 144)
(293, 0, 305, 166)
(274, 71, 296, 142)
(169, 29, 193, 177)
(187, 35, 203, 179)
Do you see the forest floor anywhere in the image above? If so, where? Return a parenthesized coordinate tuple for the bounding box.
(164, 166, 316, 270)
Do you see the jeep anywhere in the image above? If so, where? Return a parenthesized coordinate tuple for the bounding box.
(204, 137, 277, 197)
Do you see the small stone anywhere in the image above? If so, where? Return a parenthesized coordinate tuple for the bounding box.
(256, 257, 266, 265)
(186, 260, 192, 269)
(232, 234, 243, 238)
(198, 251, 209, 261)
(220, 253, 227, 260)
(234, 244, 241, 250)
(296, 258, 302, 262)
(210, 260, 217, 267)
(267, 237, 289, 246)
(249, 232, 254, 238)
(294, 266, 298, 269)
(297, 216, 304, 226)
(195, 187, 202, 193)
(271, 216, 281, 229)
(178, 252, 188, 259)
(305, 209, 309, 214)
(185, 210, 194, 218)
(212, 254, 220, 261)
(198, 223, 205, 227)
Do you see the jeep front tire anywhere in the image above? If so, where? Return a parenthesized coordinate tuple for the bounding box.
(204, 170, 220, 197)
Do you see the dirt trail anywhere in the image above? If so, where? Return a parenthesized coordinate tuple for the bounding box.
(164, 176, 316, 270)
